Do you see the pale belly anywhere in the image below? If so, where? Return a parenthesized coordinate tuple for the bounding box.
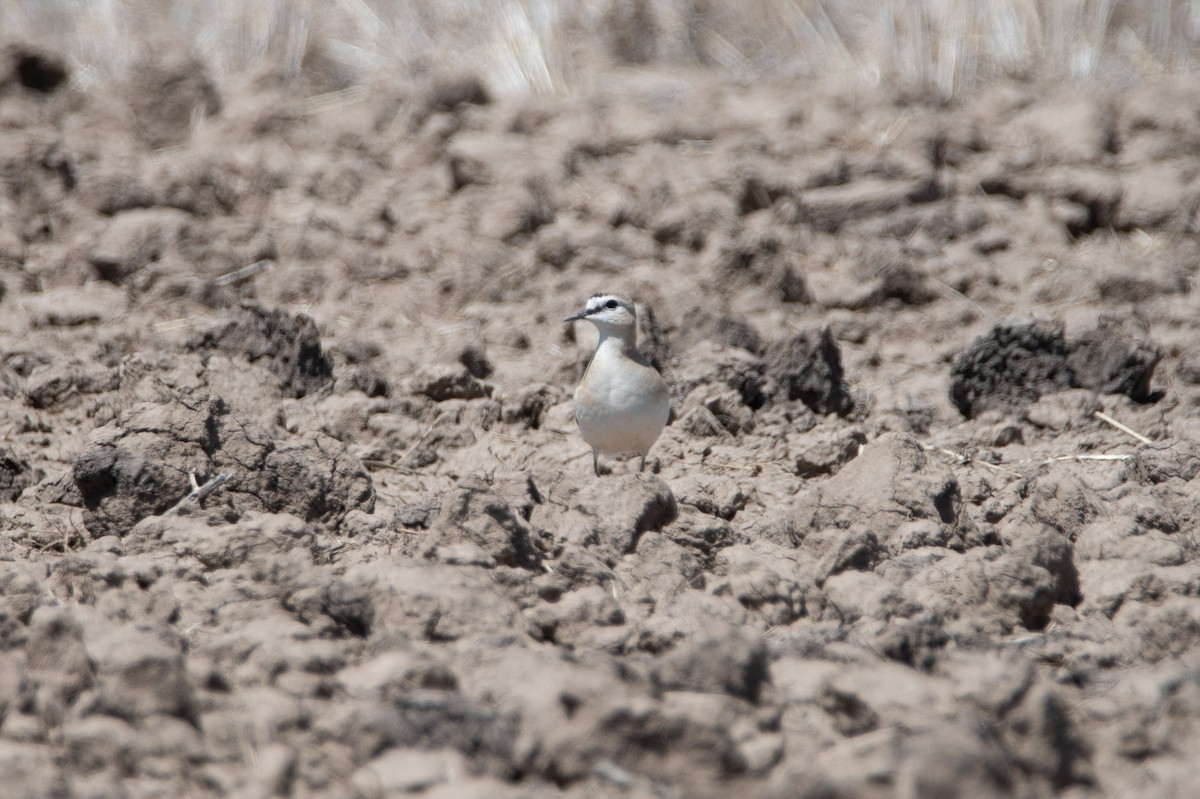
(573, 362, 670, 455)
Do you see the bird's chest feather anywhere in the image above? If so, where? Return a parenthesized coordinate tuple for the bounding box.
(577, 357, 650, 414)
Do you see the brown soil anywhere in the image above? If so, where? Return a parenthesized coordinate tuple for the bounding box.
(2, 50, 1200, 798)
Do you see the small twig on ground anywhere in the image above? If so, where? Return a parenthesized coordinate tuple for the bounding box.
(299, 381, 336, 404)
(928, 276, 987, 317)
(678, 405, 733, 438)
(154, 315, 206, 333)
(214, 260, 272, 286)
(925, 444, 1024, 478)
(1041, 454, 1132, 465)
(487, 442, 514, 470)
(166, 472, 234, 516)
(302, 85, 367, 115)
(395, 424, 435, 467)
(1094, 411, 1153, 445)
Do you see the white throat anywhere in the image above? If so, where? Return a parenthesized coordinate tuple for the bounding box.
(591, 321, 636, 354)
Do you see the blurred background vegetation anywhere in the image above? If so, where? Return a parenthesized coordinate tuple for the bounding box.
(4, 0, 1200, 98)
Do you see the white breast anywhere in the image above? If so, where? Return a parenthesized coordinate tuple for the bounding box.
(573, 348, 670, 456)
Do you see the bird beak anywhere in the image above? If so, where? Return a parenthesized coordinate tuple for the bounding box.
(564, 308, 590, 323)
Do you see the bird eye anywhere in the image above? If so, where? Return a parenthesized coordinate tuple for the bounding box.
(605, 299, 618, 309)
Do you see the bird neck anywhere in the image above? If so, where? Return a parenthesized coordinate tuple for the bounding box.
(595, 325, 639, 359)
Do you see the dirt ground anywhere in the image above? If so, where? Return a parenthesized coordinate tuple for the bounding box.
(3, 43, 1200, 798)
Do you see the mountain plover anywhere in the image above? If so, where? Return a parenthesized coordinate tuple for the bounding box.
(565, 293, 670, 475)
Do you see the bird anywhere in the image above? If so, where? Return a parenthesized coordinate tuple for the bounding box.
(565, 293, 671, 476)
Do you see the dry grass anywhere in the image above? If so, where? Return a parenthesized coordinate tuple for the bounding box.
(4, 0, 1200, 96)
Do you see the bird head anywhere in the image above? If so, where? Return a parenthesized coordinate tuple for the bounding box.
(564, 293, 638, 331)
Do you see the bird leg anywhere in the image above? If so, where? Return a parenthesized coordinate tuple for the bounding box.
(639, 453, 647, 473)
(592, 449, 600, 477)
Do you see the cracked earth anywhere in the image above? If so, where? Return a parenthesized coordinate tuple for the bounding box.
(2, 47, 1200, 798)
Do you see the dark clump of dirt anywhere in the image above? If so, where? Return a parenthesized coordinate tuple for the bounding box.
(72, 391, 374, 537)
(1066, 316, 1162, 402)
(0, 446, 36, 501)
(427, 74, 491, 113)
(764, 326, 856, 416)
(127, 55, 222, 148)
(949, 318, 1074, 419)
(949, 316, 1163, 418)
(1, 44, 69, 94)
(187, 302, 334, 398)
